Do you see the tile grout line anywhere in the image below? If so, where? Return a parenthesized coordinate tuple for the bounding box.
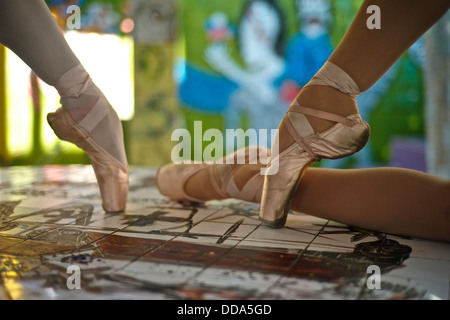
(113, 206, 224, 272)
(64, 210, 184, 271)
(175, 210, 265, 291)
(257, 220, 330, 299)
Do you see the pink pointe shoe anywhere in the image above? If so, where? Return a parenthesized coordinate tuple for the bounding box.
(47, 65, 128, 213)
(259, 62, 370, 228)
(156, 146, 268, 204)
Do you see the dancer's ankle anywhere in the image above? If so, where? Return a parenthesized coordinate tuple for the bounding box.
(54, 64, 103, 123)
(185, 169, 224, 201)
(52, 64, 128, 167)
(184, 163, 262, 202)
(66, 99, 98, 122)
(277, 86, 359, 153)
(234, 164, 261, 189)
(295, 85, 359, 132)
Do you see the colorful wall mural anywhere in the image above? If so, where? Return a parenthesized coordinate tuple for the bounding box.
(177, 0, 426, 170)
(0, 0, 426, 170)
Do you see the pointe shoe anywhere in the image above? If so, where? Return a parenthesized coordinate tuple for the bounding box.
(156, 146, 268, 204)
(259, 62, 370, 228)
(47, 107, 128, 213)
(48, 65, 128, 213)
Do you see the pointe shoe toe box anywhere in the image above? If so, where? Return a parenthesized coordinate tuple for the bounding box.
(47, 108, 128, 213)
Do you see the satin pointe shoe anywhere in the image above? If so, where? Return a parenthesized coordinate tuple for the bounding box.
(47, 108, 128, 213)
(259, 62, 370, 228)
(47, 66, 128, 213)
(156, 146, 268, 204)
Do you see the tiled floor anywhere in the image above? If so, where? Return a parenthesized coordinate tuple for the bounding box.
(0, 165, 449, 300)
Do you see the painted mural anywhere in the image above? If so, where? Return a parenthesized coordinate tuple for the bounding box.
(178, 0, 426, 169)
(0, 0, 426, 169)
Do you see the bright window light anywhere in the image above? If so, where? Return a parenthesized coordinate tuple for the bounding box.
(5, 31, 134, 158)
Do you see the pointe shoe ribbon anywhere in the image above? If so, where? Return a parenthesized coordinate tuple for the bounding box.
(206, 146, 265, 202)
(157, 146, 267, 204)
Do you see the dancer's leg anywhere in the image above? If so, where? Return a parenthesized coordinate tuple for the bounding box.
(330, 0, 450, 92)
(279, 0, 450, 150)
(261, 0, 449, 228)
(293, 167, 450, 242)
(184, 165, 450, 242)
(0, 0, 79, 85)
(0, 0, 127, 164)
(0, 0, 128, 211)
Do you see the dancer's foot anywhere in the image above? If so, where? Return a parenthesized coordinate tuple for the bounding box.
(277, 85, 360, 152)
(259, 62, 370, 228)
(156, 146, 268, 204)
(47, 64, 128, 213)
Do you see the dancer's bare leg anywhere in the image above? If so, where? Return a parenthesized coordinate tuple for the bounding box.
(185, 165, 450, 242)
(278, 0, 450, 151)
(293, 168, 450, 242)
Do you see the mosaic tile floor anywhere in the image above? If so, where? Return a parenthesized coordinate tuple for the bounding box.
(0, 165, 449, 300)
